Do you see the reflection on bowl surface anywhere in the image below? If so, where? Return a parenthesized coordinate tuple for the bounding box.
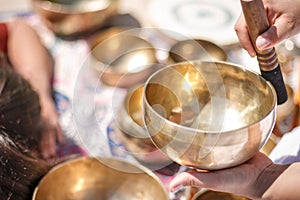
(33, 157, 168, 200)
(143, 61, 276, 170)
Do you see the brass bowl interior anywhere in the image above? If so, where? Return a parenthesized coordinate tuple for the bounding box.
(145, 62, 275, 131)
(127, 85, 144, 126)
(33, 157, 168, 200)
(90, 31, 158, 87)
(91, 33, 157, 74)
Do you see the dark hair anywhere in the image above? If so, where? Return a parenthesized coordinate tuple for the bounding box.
(0, 67, 42, 150)
(0, 67, 52, 199)
(0, 129, 51, 199)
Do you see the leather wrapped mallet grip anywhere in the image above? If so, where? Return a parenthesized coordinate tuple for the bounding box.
(240, 0, 287, 104)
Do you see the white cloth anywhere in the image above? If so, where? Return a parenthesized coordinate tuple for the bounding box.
(269, 126, 300, 164)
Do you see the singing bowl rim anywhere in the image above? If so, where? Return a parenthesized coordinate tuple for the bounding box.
(32, 156, 169, 200)
(143, 60, 277, 134)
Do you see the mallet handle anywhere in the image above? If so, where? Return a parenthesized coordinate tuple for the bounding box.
(240, 0, 287, 104)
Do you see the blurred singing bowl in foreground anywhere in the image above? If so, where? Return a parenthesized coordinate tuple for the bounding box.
(192, 190, 249, 200)
(90, 30, 158, 88)
(143, 61, 277, 170)
(31, 0, 119, 36)
(169, 39, 227, 63)
(116, 84, 171, 166)
(33, 157, 168, 200)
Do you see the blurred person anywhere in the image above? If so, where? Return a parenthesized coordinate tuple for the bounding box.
(0, 19, 64, 160)
(169, 0, 300, 199)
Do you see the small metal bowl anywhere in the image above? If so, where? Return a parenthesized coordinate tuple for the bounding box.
(116, 84, 171, 166)
(32, 157, 168, 200)
(143, 61, 276, 170)
(169, 39, 227, 63)
(31, 0, 119, 36)
(273, 84, 297, 136)
(90, 29, 158, 88)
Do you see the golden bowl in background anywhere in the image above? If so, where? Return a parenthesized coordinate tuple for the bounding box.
(116, 84, 171, 166)
(90, 30, 158, 88)
(275, 84, 297, 133)
(33, 157, 168, 200)
(169, 39, 227, 63)
(143, 61, 276, 170)
(192, 190, 249, 200)
(31, 0, 119, 36)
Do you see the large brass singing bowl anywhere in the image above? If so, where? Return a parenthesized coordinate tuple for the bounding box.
(143, 61, 277, 170)
(33, 157, 168, 200)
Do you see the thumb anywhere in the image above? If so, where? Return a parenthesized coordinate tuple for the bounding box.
(169, 170, 222, 192)
(169, 171, 204, 192)
(256, 18, 291, 50)
(256, 26, 278, 50)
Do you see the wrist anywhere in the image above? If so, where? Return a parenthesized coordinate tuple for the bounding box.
(255, 164, 289, 199)
(39, 96, 58, 118)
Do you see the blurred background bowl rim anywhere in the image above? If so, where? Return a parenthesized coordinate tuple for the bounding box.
(169, 39, 227, 62)
(32, 0, 118, 14)
(143, 60, 277, 134)
(88, 27, 132, 49)
(90, 34, 157, 75)
(192, 188, 249, 200)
